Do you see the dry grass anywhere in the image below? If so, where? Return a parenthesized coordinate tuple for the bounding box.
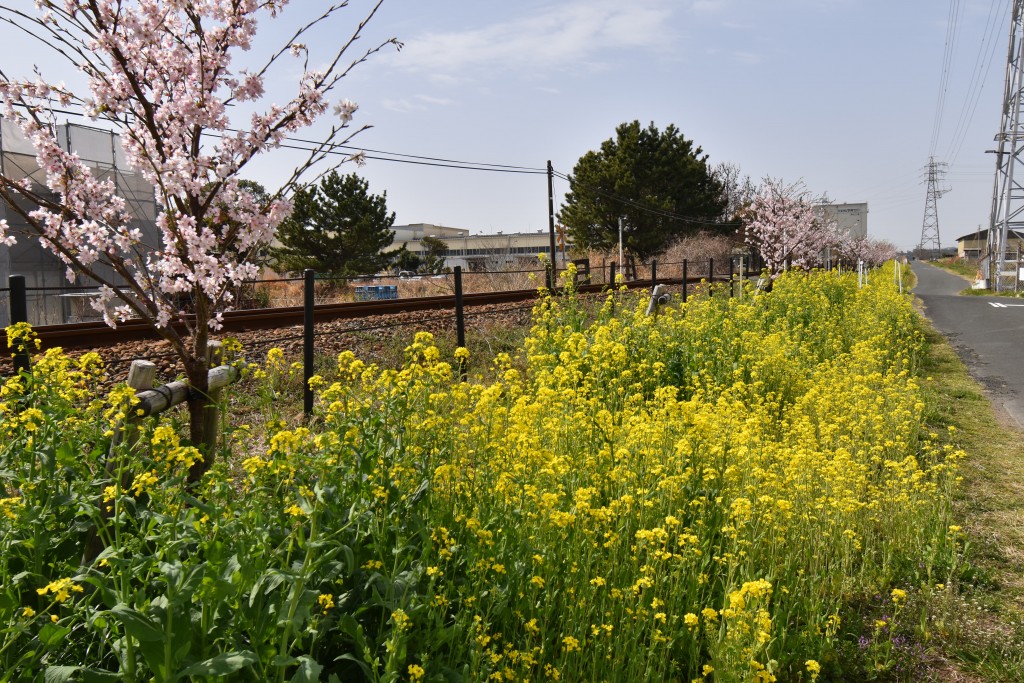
(571, 231, 742, 284)
(930, 257, 982, 281)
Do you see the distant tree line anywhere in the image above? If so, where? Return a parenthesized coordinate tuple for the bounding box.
(264, 122, 896, 282)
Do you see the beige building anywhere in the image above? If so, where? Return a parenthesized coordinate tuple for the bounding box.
(390, 223, 566, 271)
(955, 228, 1024, 259)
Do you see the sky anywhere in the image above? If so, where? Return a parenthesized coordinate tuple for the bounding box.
(0, 0, 1013, 250)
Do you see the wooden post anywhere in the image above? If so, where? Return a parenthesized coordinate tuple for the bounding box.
(203, 342, 223, 456)
(111, 360, 157, 461)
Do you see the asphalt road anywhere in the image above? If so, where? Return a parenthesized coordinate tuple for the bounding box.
(912, 261, 1024, 428)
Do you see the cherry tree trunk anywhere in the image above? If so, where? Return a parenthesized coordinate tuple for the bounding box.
(185, 355, 216, 485)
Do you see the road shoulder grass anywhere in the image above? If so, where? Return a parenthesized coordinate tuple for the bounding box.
(919, 317, 1024, 681)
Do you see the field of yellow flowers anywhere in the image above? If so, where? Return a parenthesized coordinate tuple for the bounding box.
(0, 265, 964, 682)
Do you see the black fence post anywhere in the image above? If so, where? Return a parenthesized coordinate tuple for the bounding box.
(651, 260, 658, 289)
(682, 259, 688, 303)
(9, 275, 28, 373)
(609, 262, 617, 289)
(303, 269, 315, 417)
(454, 266, 467, 381)
(729, 256, 735, 298)
(708, 257, 714, 290)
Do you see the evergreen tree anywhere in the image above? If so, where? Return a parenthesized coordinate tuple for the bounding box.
(272, 171, 396, 276)
(390, 244, 422, 273)
(419, 235, 449, 274)
(558, 121, 727, 260)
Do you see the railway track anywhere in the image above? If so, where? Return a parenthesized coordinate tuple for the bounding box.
(31, 277, 686, 350)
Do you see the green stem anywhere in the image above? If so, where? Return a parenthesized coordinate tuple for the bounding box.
(276, 512, 319, 683)
(111, 445, 137, 683)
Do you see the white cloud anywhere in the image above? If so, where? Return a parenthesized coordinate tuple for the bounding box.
(391, 0, 676, 76)
(690, 0, 729, 13)
(416, 95, 455, 106)
(380, 94, 456, 113)
(733, 51, 762, 65)
(428, 74, 464, 87)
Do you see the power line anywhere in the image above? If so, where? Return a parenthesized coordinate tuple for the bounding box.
(10, 101, 740, 227)
(945, 0, 1008, 165)
(930, 0, 965, 158)
(270, 132, 547, 172)
(6, 102, 548, 176)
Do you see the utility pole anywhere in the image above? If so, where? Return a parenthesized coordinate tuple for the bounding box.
(547, 160, 557, 289)
(618, 217, 624, 270)
(919, 157, 949, 260)
(988, 0, 1024, 291)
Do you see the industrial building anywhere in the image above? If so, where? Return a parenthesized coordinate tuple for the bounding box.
(389, 223, 566, 271)
(0, 120, 159, 326)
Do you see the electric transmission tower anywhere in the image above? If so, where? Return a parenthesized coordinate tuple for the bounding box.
(919, 157, 949, 259)
(988, 0, 1024, 291)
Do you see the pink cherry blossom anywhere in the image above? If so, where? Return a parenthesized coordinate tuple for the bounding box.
(0, 0, 397, 459)
(742, 178, 840, 278)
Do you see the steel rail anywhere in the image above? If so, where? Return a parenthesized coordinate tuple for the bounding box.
(31, 277, 693, 350)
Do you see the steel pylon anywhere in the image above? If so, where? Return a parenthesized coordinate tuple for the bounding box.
(919, 157, 948, 259)
(988, 0, 1024, 290)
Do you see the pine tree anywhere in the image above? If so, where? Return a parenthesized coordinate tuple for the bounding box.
(272, 171, 396, 277)
(558, 121, 728, 260)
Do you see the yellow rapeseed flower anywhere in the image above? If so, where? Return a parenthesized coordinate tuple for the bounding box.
(36, 577, 83, 603)
(391, 608, 412, 631)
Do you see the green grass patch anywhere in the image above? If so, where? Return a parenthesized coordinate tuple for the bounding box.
(916, 318, 1024, 681)
(930, 258, 979, 279)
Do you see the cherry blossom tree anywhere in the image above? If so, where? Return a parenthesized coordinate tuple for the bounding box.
(742, 178, 839, 279)
(838, 235, 900, 268)
(0, 1, 398, 475)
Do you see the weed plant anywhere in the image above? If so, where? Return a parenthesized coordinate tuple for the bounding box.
(0, 265, 964, 682)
